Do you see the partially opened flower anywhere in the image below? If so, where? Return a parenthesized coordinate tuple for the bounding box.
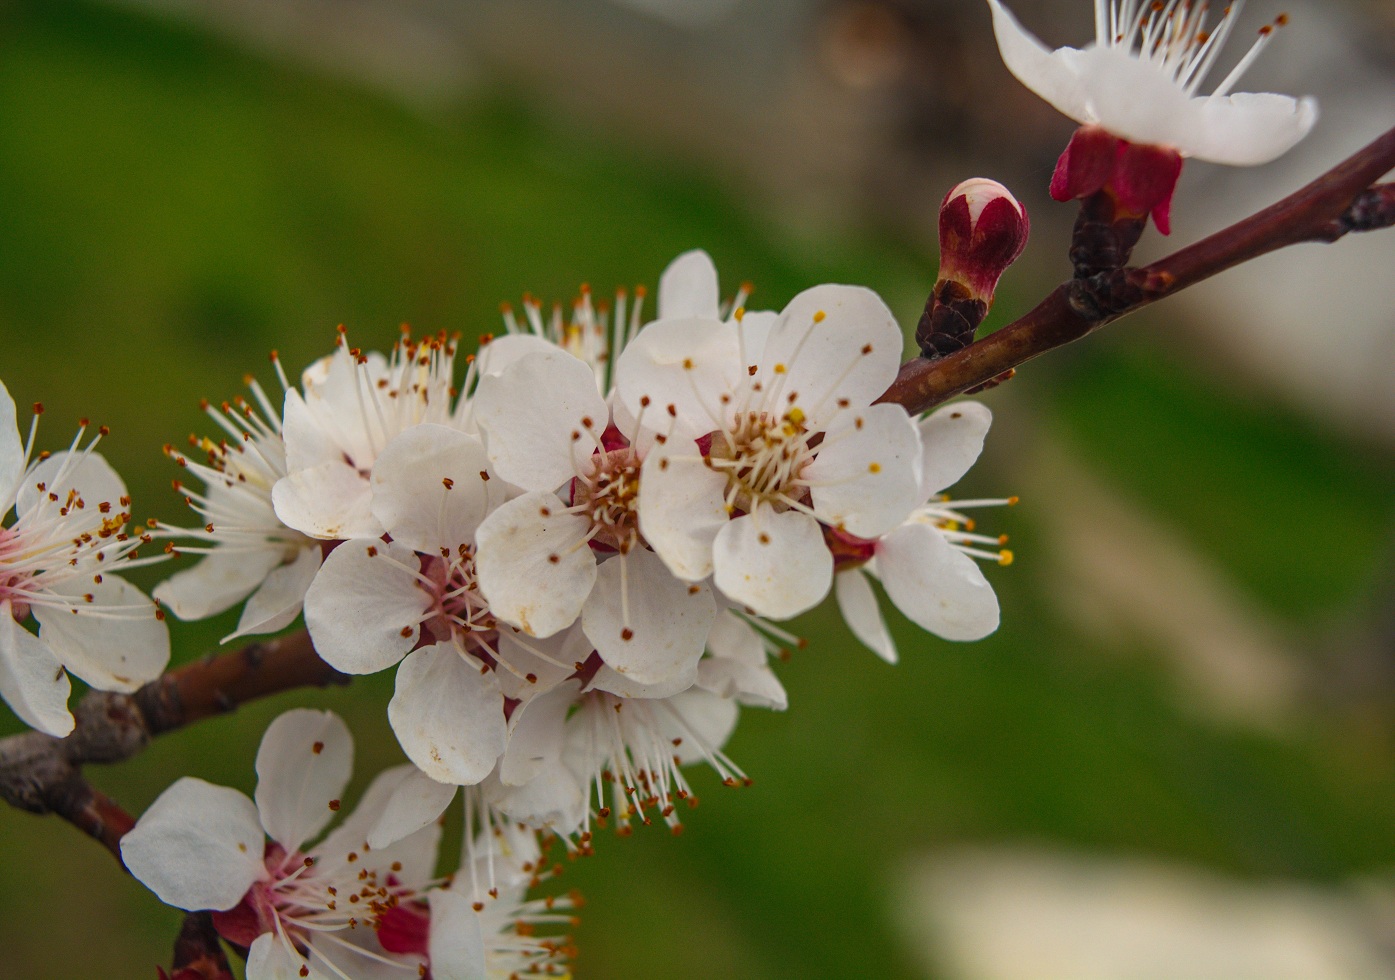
(988, 0, 1318, 232)
(832, 402, 1009, 663)
(154, 368, 321, 644)
(989, 0, 1317, 164)
(273, 329, 461, 541)
(121, 709, 451, 980)
(0, 380, 168, 737)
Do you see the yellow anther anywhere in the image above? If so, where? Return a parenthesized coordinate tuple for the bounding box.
(734, 307, 746, 321)
(813, 310, 827, 323)
(787, 406, 806, 426)
(868, 462, 881, 474)
(998, 549, 1015, 566)
(773, 363, 787, 374)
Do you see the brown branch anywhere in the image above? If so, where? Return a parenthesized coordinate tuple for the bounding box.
(880, 125, 1395, 415)
(160, 912, 234, 980)
(0, 629, 345, 863)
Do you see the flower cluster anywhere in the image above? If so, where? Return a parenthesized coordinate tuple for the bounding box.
(154, 250, 1010, 848)
(122, 709, 576, 979)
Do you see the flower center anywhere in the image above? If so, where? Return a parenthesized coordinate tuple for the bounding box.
(572, 446, 642, 553)
(421, 547, 495, 644)
(0, 526, 35, 620)
(705, 409, 814, 515)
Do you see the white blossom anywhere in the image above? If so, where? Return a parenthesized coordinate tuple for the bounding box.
(0, 380, 168, 737)
(833, 402, 1009, 663)
(153, 366, 321, 643)
(273, 329, 461, 541)
(121, 709, 450, 980)
(988, 0, 1318, 165)
(617, 254, 921, 619)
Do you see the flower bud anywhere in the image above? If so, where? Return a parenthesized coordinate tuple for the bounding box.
(918, 179, 1029, 359)
(937, 178, 1030, 304)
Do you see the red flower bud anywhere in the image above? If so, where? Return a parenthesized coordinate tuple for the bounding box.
(937, 178, 1030, 304)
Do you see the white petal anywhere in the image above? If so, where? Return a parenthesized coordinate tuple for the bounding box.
(313, 765, 436, 877)
(18, 449, 128, 520)
(389, 643, 508, 786)
(34, 575, 169, 692)
(918, 401, 992, 498)
(475, 350, 609, 492)
(0, 603, 72, 737)
(987, 0, 1091, 124)
(474, 492, 596, 639)
(637, 449, 728, 581)
(428, 889, 487, 980)
(1186, 92, 1319, 167)
(366, 767, 458, 850)
(246, 933, 310, 980)
(500, 680, 579, 787)
(280, 388, 344, 474)
(370, 425, 497, 552)
(0, 379, 23, 507)
(272, 462, 381, 541)
(226, 545, 322, 642)
(759, 284, 903, 429)
(806, 403, 922, 538)
(614, 317, 742, 440)
(834, 568, 897, 664)
(699, 609, 788, 708)
(736, 310, 778, 365)
(582, 548, 716, 685)
(587, 662, 696, 700)
(119, 777, 264, 911)
(657, 249, 721, 320)
(696, 656, 786, 710)
(254, 708, 354, 854)
(878, 522, 1000, 640)
(483, 760, 586, 836)
(492, 627, 584, 702)
(154, 546, 283, 622)
(303, 540, 428, 675)
(712, 507, 832, 619)
(471, 333, 560, 380)
(663, 688, 739, 765)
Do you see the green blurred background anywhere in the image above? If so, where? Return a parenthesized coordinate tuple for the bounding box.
(2, 0, 1395, 976)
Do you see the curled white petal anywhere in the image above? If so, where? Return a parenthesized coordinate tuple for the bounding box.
(475, 350, 610, 493)
(155, 546, 283, 622)
(637, 449, 728, 581)
(272, 462, 380, 541)
(226, 545, 322, 642)
(834, 567, 898, 664)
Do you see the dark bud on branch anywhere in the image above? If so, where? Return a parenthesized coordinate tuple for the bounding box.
(1053, 125, 1184, 277)
(917, 178, 1029, 359)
